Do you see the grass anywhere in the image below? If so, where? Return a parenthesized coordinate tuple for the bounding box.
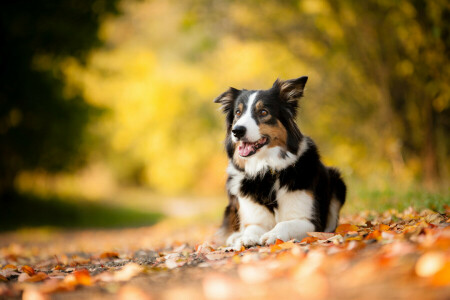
(343, 186, 449, 214)
(0, 192, 164, 232)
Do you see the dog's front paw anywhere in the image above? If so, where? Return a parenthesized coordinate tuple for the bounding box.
(260, 229, 290, 245)
(232, 233, 261, 250)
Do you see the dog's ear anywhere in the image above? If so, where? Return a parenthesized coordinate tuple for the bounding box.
(213, 87, 241, 115)
(273, 76, 308, 103)
(272, 76, 308, 117)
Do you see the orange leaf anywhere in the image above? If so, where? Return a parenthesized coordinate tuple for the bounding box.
(365, 230, 381, 240)
(270, 244, 283, 252)
(74, 269, 92, 286)
(0, 275, 7, 282)
(275, 239, 285, 245)
(375, 224, 390, 231)
(2, 264, 16, 270)
(100, 252, 119, 259)
(54, 265, 65, 270)
(26, 272, 49, 282)
(300, 237, 319, 244)
(278, 241, 296, 250)
(335, 224, 358, 235)
(21, 265, 35, 276)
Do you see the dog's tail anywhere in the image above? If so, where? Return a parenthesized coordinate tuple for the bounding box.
(324, 167, 347, 232)
(329, 167, 346, 206)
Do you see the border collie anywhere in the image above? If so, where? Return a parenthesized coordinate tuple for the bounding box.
(214, 76, 346, 249)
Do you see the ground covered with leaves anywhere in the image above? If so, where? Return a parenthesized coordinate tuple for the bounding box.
(1, 207, 449, 300)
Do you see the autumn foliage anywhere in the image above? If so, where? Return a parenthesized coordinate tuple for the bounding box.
(1, 207, 449, 299)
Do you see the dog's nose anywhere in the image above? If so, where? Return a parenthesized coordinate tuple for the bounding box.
(232, 126, 246, 139)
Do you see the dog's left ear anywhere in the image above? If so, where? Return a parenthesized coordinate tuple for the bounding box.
(273, 76, 308, 104)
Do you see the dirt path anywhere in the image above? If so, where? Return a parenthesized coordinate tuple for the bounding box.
(1, 208, 449, 300)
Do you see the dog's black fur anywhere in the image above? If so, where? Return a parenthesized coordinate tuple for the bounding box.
(215, 76, 346, 246)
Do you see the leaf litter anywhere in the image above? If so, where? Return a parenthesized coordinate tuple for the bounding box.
(0, 207, 449, 299)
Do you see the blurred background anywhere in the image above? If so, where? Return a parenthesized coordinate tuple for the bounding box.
(1, 0, 449, 231)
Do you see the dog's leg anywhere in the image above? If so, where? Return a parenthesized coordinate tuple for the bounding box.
(260, 219, 315, 245)
(230, 196, 275, 250)
(260, 189, 316, 245)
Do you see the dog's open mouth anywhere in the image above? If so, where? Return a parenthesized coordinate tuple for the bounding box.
(238, 137, 269, 157)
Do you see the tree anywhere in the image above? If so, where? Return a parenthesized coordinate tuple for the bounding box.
(0, 1, 119, 198)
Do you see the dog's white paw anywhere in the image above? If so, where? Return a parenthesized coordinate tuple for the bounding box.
(260, 229, 290, 245)
(226, 232, 242, 247)
(232, 233, 261, 250)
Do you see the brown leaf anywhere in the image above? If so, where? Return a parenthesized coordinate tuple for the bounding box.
(0, 275, 7, 282)
(335, 224, 359, 235)
(26, 272, 49, 283)
(2, 264, 17, 270)
(100, 252, 119, 259)
(307, 232, 336, 239)
(21, 265, 36, 276)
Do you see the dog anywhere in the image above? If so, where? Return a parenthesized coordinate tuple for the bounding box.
(214, 76, 346, 249)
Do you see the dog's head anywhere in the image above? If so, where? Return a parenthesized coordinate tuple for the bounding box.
(214, 76, 308, 174)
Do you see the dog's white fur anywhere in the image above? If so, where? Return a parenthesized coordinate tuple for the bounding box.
(226, 139, 316, 250)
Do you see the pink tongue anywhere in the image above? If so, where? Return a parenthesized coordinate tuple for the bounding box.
(239, 143, 254, 157)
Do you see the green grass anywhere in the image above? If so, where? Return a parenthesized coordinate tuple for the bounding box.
(343, 187, 449, 214)
(0, 192, 164, 232)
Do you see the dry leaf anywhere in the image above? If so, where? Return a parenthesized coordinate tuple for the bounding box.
(26, 272, 49, 283)
(2, 264, 17, 270)
(307, 232, 336, 239)
(73, 269, 92, 286)
(335, 224, 359, 235)
(0, 275, 7, 282)
(300, 237, 319, 244)
(21, 265, 36, 276)
(100, 252, 120, 259)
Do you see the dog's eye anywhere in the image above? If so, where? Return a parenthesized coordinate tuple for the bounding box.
(235, 110, 241, 117)
(259, 109, 268, 117)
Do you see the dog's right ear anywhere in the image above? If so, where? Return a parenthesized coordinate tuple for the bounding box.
(213, 87, 241, 115)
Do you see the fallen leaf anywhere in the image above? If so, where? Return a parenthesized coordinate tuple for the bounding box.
(26, 272, 49, 283)
(278, 241, 297, 250)
(73, 269, 92, 286)
(275, 239, 284, 245)
(2, 264, 17, 270)
(100, 252, 120, 259)
(365, 230, 381, 240)
(0, 275, 7, 282)
(21, 265, 36, 276)
(335, 224, 359, 235)
(374, 224, 390, 231)
(307, 232, 336, 239)
(300, 237, 319, 244)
